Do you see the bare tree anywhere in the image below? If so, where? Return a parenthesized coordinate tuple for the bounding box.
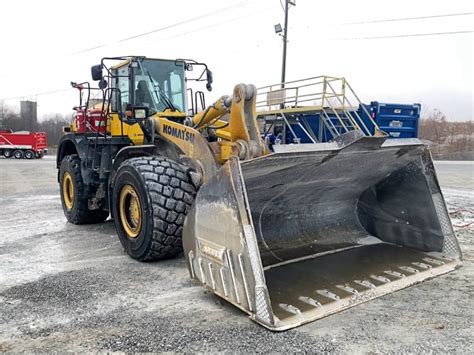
(37, 113, 71, 146)
(419, 109, 473, 158)
(419, 109, 449, 144)
(1, 106, 23, 131)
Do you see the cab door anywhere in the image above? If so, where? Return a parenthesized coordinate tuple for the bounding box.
(109, 64, 144, 145)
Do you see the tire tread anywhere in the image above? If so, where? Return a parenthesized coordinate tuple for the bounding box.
(119, 156, 196, 261)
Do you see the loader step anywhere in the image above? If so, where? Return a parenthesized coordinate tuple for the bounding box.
(264, 243, 458, 327)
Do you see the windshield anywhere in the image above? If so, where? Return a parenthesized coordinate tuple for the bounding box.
(133, 59, 186, 113)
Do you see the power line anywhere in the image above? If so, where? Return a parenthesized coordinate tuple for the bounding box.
(0, 88, 71, 101)
(73, 2, 248, 54)
(163, 7, 270, 41)
(0, 2, 267, 101)
(334, 30, 474, 41)
(118, 2, 247, 42)
(341, 12, 473, 25)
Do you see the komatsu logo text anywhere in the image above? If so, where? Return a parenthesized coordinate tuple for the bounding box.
(198, 239, 226, 265)
(162, 124, 195, 143)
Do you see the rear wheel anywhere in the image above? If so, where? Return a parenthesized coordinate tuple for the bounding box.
(25, 150, 35, 159)
(13, 150, 24, 159)
(59, 154, 109, 224)
(112, 156, 196, 261)
(3, 150, 13, 158)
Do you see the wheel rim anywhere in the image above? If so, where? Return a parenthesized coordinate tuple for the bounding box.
(119, 184, 142, 238)
(63, 172, 74, 210)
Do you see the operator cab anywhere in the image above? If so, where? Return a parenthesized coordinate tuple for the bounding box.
(72, 56, 213, 142)
(91, 56, 213, 121)
(116, 59, 186, 115)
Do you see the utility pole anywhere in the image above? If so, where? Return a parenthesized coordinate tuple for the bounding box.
(275, 1, 295, 89)
(281, 0, 290, 88)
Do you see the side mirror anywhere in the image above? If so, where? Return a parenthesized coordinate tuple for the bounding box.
(206, 69, 213, 91)
(206, 69, 213, 84)
(91, 65, 103, 81)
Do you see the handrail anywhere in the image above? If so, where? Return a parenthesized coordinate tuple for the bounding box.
(345, 81, 380, 132)
(325, 81, 360, 131)
(257, 75, 343, 91)
(256, 75, 379, 140)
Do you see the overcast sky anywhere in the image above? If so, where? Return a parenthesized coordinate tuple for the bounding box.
(0, 0, 472, 121)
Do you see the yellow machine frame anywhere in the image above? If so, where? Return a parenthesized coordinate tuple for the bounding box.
(74, 58, 268, 176)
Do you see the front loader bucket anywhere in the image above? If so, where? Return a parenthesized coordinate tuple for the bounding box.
(183, 132, 462, 331)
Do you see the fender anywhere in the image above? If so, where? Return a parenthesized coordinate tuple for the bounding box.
(56, 134, 83, 182)
(56, 134, 79, 169)
(56, 133, 101, 185)
(154, 118, 218, 182)
(109, 145, 161, 187)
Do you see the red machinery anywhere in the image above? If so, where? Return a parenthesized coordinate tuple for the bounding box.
(71, 81, 107, 134)
(0, 130, 48, 159)
(73, 108, 107, 133)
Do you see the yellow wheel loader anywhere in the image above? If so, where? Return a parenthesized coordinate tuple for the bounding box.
(57, 56, 461, 331)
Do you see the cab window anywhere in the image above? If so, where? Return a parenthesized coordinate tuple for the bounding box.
(111, 66, 130, 112)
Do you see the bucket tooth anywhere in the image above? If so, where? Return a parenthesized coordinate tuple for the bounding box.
(316, 289, 341, 301)
(399, 266, 420, 274)
(298, 296, 322, 308)
(279, 303, 302, 315)
(208, 262, 216, 290)
(237, 253, 253, 312)
(423, 257, 446, 266)
(198, 257, 206, 284)
(225, 250, 241, 304)
(354, 280, 377, 289)
(412, 262, 432, 270)
(188, 251, 195, 278)
(219, 267, 228, 296)
(370, 275, 392, 284)
(383, 270, 406, 278)
(336, 284, 359, 295)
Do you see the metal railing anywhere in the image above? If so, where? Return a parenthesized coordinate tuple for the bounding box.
(256, 76, 379, 138)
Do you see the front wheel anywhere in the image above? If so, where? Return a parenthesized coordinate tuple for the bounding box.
(112, 156, 196, 261)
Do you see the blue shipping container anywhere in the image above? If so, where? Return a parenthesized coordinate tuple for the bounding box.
(359, 102, 421, 138)
(261, 101, 421, 146)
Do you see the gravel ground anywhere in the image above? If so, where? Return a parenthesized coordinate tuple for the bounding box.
(0, 157, 473, 353)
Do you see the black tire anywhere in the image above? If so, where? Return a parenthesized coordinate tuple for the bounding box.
(36, 151, 44, 159)
(13, 150, 24, 159)
(25, 150, 35, 159)
(112, 156, 196, 261)
(3, 150, 13, 158)
(59, 154, 109, 224)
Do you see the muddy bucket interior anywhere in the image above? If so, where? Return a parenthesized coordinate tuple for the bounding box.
(183, 136, 462, 331)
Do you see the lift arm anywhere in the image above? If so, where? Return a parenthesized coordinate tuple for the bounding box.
(154, 83, 268, 178)
(191, 84, 268, 160)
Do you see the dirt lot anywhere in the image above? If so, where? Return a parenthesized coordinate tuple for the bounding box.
(0, 157, 473, 353)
